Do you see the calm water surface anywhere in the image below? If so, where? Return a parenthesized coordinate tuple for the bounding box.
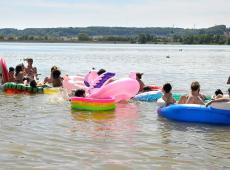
(0, 43, 230, 170)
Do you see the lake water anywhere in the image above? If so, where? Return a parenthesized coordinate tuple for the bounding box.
(0, 43, 230, 169)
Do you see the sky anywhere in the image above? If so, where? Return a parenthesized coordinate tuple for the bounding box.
(0, 0, 229, 29)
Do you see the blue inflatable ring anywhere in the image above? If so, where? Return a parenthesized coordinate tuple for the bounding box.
(158, 104, 230, 125)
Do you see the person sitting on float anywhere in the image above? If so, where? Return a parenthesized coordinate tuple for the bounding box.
(162, 83, 176, 106)
(44, 66, 58, 84)
(136, 72, 145, 93)
(212, 89, 224, 100)
(206, 88, 230, 107)
(8, 67, 16, 82)
(52, 69, 63, 87)
(25, 58, 38, 80)
(96, 68, 115, 84)
(178, 81, 205, 105)
(15, 64, 25, 84)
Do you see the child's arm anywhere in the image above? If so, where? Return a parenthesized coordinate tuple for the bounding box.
(206, 98, 230, 107)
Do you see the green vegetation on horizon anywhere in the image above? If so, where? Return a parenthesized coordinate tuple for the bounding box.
(0, 25, 230, 45)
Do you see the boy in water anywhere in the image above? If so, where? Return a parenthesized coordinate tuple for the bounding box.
(75, 89, 86, 97)
(25, 58, 37, 80)
(52, 69, 63, 87)
(44, 66, 58, 84)
(162, 83, 176, 106)
(8, 67, 16, 82)
(15, 64, 25, 84)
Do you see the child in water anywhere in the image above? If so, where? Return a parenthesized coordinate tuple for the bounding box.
(162, 83, 176, 106)
(15, 64, 25, 84)
(30, 80, 37, 88)
(212, 89, 224, 99)
(206, 88, 230, 107)
(136, 72, 145, 93)
(8, 67, 16, 82)
(52, 69, 63, 87)
(25, 58, 37, 80)
(75, 89, 86, 97)
(44, 66, 58, 84)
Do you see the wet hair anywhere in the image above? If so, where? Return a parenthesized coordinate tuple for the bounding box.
(228, 87, 230, 95)
(163, 83, 172, 93)
(97, 69, 106, 75)
(51, 66, 58, 72)
(30, 80, 37, 88)
(215, 89, 223, 96)
(9, 67, 15, 72)
(191, 81, 200, 91)
(15, 64, 23, 76)
(52, 69, 61, 79)
(75, 89, 85, 97)
(136, 73, 143, 79)
(27, 58, 33, 63)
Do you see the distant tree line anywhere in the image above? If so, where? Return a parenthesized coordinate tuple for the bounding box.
(0, 25, 230, 45)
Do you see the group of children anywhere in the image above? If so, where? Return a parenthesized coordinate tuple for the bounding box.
(8, 58, 38, 87)
(136, 72, 230, 107)
(4, 60, 113, 97)
(160, 81, 230, 107)
(7, 58, 63, 88)
(4, 59, 230, 106)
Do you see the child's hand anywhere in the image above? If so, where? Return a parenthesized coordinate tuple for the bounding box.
(205, 101, 212, 107)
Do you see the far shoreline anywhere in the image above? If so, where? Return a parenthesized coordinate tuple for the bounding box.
(0, 40, 229, 46)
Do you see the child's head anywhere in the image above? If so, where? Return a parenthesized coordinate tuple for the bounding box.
(15, 64, 23, 75)
(51, 66, 58, 72)
(191, 81, 200, 92)
(30, 80, 37, 88)
(163, 83, 172, 93)
(27, 58, 33, 65)
(75, 89, 86, 97)
(136, 73, 143, 80)
(9, 67, 15, 73)
(215, 89, 223, 96)
(52, 69, 61, 79)
(97, 69, 106, 75)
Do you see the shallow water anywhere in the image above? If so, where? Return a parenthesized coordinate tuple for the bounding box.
(0, 43, 230, 169)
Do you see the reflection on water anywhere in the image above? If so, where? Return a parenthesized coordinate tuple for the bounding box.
(72, 110, 116, 122)
(1, 43, 230, 169)
(71, 103, 139, 137)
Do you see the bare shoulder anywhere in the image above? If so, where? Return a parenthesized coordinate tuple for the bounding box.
(186, 95, 194, 103)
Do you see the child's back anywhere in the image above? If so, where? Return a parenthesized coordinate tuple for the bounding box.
(162, 83, 176, 106)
